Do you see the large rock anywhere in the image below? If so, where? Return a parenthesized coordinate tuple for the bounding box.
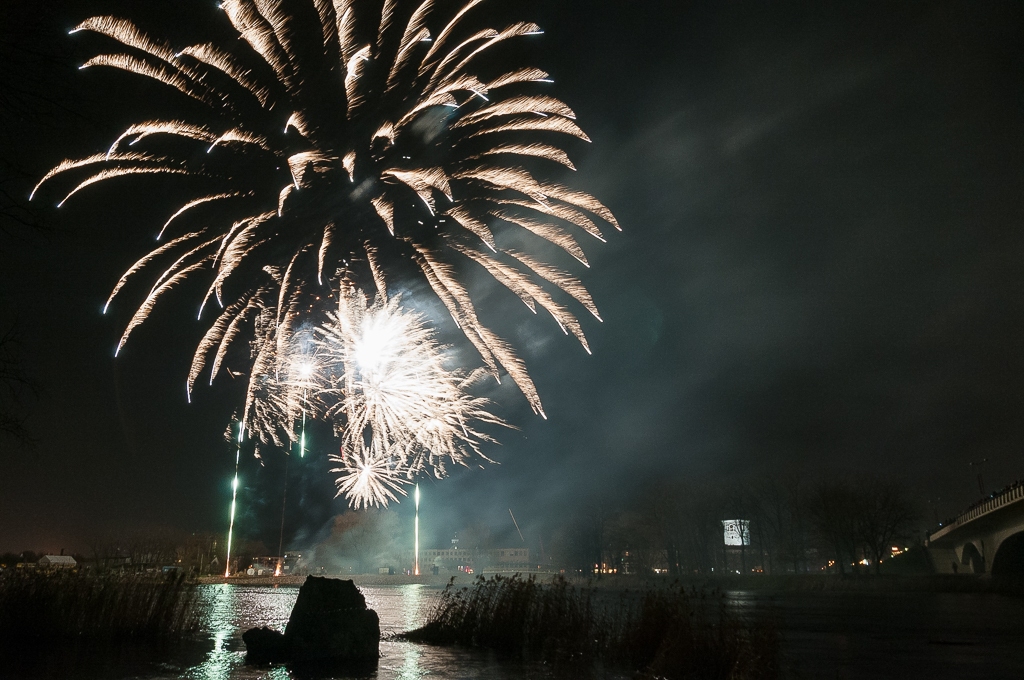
(241, 627, 289, 664)
(243, 576, 380, 665)
(285, 576, 380, 661)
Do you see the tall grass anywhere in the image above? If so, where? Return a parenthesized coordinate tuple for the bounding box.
(0, 570, 200, 643)
(404, 574, 780, 679)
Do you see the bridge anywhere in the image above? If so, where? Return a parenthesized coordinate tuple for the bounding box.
(927, 482, 1024, 575)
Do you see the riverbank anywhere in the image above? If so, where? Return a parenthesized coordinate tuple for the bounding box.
(563, 573, 1024, 596)
(199, 571, 1024, 595)
(198, 572, 475, 587)
(198, 568, 581, 587)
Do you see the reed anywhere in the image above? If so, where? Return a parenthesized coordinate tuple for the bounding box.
(404, 574, 780, 679)
(0, 570, 200, 644)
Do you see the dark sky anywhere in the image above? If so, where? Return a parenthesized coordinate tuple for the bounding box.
(1, 0, 1022, 553)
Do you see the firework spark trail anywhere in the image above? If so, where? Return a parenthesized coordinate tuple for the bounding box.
(33, 0, 616, 415)
(316, 286, 506, 506)
(224, 421, 244, 576)
(228, 282, 504, 507)
(34, 0, 618, 507)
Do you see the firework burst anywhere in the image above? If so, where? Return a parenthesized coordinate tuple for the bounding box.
(234, 281, 507, 506)
(33, 0, 618, 505)
(317, 286, 505, 483)
(330, 446, 410, 510)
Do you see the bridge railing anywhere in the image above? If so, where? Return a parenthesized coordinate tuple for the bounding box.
(929, 484, 1024, 543)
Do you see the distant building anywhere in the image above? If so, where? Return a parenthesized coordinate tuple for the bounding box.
(423, 547, 531, 572)
(722, 519, 751, 547)
(244, 553, 305, 576)
(282, 552, 304, 574)
(247, 556, 279, 576)
(489, 548, 531, 569)
(722, 519, 754, 574)
(38, 555, 77, 569)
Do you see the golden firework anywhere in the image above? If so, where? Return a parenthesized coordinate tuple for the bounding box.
(34, 1, 619, 505)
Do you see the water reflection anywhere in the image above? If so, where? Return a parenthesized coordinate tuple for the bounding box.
(8, 581, 1019, 679)
(362, 583, 435, 636)
(174, 583, 453, 680)
(186, 584, 299, 680)
(366, 584, 435, 680)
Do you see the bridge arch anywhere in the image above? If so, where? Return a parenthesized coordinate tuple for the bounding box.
(991, 531, 1024, 576)
(960, 542, 985, 574)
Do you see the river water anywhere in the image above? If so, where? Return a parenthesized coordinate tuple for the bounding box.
(4, 583, 1023, 679)
(726, 589, 1024, 679)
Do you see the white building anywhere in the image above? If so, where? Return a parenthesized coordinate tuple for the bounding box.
(423, 547, 530, 572)
(38, 555, 77, 568)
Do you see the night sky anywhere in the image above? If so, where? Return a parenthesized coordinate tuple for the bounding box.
(1, 0, 1022, 554)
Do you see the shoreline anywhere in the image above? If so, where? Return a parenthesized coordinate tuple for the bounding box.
(566, 573, 1024, 595)
(196, 571, 535, 588)
(197, 572, 1024, 595)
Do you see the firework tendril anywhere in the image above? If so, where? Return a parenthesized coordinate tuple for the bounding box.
(34, 0, 617, 507)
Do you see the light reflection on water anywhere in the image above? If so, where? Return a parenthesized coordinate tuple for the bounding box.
(169, 582, 618, 680)
(186, 583, 298, 680)
(8, 581, 1019, 679)
(163, 583, 568, 680)
(172, 585, 1024, 680)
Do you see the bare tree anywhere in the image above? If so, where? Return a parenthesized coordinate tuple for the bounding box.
(176, 532, 220, 574)
(807, 478, 861, 575)
(550, 501, 612, 575)
(646, 480, 727, 575)
(86, 530, 129, 572)
(604, 509, 665, 575)
(855, 477, 919, 574)
(745, 473, 812, 574)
